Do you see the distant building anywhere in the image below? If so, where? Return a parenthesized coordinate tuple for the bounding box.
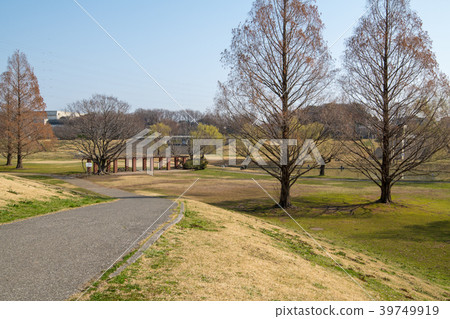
(45, 110, 76, 126)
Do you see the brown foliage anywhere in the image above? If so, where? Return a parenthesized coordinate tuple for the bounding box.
(0, 51, 55, 168)
(217, 0, 334, 207)
(340, 0, 450, 203)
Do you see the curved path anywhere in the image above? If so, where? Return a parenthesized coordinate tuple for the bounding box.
(0, 178, 174, 300)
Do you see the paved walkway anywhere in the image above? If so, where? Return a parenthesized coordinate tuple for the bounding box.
(0, 178, 174, 300)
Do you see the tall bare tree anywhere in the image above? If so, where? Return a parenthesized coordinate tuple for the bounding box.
(1, 51, 54, 169)
(0, 72, 14, 166)
(218, 0, 334, 208)
(340, 0, 450, 203)
(67, 94, 144, 174)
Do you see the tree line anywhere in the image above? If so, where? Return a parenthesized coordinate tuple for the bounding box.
(53, 106, 228, 140)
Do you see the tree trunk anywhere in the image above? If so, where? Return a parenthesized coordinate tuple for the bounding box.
(379, 150, 392, 204)
(16, 90, 22, 169)
(98, 159, 107, 175)
(319, 165, 325, 176)
(5, 153, 12, 166)
(16, 153, 23, 169)
(378, 2, 391, 205)
(16, 128, 23, 169)
(5, 134, 13, 165)
(379, 180, 392, 203)
(279, 167, 291, 208)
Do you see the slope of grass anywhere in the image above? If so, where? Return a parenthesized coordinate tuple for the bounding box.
(77, 200, 447, 301)
(222, 182, 450, 287)
(0, 174, 111, 224)
(235, 188, 450, 287)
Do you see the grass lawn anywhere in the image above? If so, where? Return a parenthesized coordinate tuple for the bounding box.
(0, 175, 112, 224)
(0, 161, 84, 175)
(88, 169, 450, 290)
(0, 141, 85, 175)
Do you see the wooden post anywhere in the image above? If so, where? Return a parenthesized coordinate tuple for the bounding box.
(143, 158, 147, 171)
(167, 157, 171, 170)
(132, 157, 137, 172)
(113, 159, 118, 173)
(87, 159, 92, 174)
(174, 157, 179, 169)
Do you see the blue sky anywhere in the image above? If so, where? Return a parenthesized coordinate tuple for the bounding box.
(0, 0, 449, 112)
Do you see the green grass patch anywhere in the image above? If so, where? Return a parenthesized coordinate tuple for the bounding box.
(19, 175, 66, 185)
(0, 160, 84, 175)
(86, 205, 219, 301)
(83, 247, 148, 301)
(177, 208, 221, 232)
(396, 182, 450, 190)
(0, 194, 112, 224)
(313, 283, 327, 290)
(88, 236, 182, 301)
(260, 228, 321, 262)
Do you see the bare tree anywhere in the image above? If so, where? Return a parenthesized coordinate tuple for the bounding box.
(0, 51, 55, 169)
(218, 0, 334, 208)
(340, 0, 450, 203)
(68, 94, 144, 174)
(176, 109, 202, 135)
(0, 72, 14, 165)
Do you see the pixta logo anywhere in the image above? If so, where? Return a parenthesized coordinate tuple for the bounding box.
(126, 130, 324, 175)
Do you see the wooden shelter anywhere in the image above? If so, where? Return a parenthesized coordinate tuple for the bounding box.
(85, 155, 189, 174)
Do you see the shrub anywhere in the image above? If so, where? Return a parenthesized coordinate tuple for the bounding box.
(183, 158, 208, 170)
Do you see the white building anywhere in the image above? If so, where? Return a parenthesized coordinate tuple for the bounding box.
(45, 110, 78, 125)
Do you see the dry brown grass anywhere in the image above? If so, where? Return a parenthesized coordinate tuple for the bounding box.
(25, 160, 80, 164)
(81, 199, 446, 301)
(0, 174, 72, 206)
(89, 173, 315, 204)
(150, 200, 368, 300)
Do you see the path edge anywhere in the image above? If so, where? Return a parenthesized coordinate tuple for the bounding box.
(109, 201, 185, 278)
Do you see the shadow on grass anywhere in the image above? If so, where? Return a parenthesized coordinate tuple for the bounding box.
(213, 197, 378, 219)
(356, 220, 450, 243)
